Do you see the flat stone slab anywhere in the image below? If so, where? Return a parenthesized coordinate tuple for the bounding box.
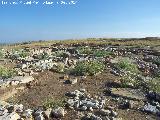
(111, 88, 146, 101)
(7, 76, 34, 84)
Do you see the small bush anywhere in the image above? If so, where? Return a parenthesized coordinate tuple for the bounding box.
(120, 72, 140, 88)
(0, 50, 4, 58)
(55, 51, 64, 57)
(147, 78, 160, 93)
(19, 51, 29, 58)
(51, 63, 65, 73)
(93, 50, 113, 57)
(71, 61, 105, 76)
(43, 98, 65, 109)
(52, 51, 69, 58)
(35, 52, 49, 60)
(117, 58, 139, 73)
(56, 63, 65, 73)
(0, 66, 16, 79)
(78, 47, 93, 55)
(120, 73, 160, 93)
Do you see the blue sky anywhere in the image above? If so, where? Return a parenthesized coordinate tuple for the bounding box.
(1, 0, 160, 43)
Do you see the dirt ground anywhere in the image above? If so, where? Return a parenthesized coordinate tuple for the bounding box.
(3, 70, 158, 120)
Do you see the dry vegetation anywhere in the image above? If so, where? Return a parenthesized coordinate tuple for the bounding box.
(1, 38, 160, 49)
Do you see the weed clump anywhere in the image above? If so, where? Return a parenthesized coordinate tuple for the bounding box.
(0, 66, 16, 79)
(43, 98, 65, 109)
(146, 78, 160, 93)
(117, 58, 139, 73)
(78, 47, 93, 55)
(71, 61, 105, 76)
(93, 50, 113, 57)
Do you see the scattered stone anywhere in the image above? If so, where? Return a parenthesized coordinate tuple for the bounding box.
(35, 115, 45, 120)
(60, 75, 69, 79)
(119, 100, 135, 109)
(51, 107, 65, 118)
(79, 88, 86, 93)
(7, 105, 15, 113)
(106, 106, 115, 111)
(112, 118, 123, 120)
(33, 110, 45, 120)
(0, 112, 20, 120)
(79, 106, 87, 111)
(80, 76, 87, 80)
(89, 107, 93, 112)
(111, 110, 118, 117)
(15, 104, 23, 113)
(66, 90, 105, 111)
(99, 109, 111, 116)
(43, 108, 52, 119)
(64, 78, 78, 84)
(147, 92, 160, 102)
(0, 107, 8, 116)
(142, 103, 160, 114)
(82, 113, 102, 120)
(7, 76, 34, 84)
(104, 116, 110, 120)
(35, 115, 44, 120)
(0, 101, 9, 108)
(22, 109, 33, 119)
(128, 100, 134, 109)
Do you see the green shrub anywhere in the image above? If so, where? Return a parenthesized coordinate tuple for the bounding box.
(56, 63, 65, 73)
(147, 78, 160, 93)
(56, 51, 69, 58)
(0, 66, 16, 79)
(0, 50, 4, 58)
(19, 51, 29, 58)
(72, 61, 105, 76)
(87, 61, 105, 75)
(117, 58, 139, 73)
(35, 52, 49, 60)
(120, 72, 140, 88)
(117, 58, 140, 88)
(78, 47, 93, 55)
(52, 51, 69, 58)
(56, 51, 64, 57)
(93, 50, 113, 57)
(43, 98, 65, 109)
(51, 62, 65, 73)
(120, 72, 160, 93)
(71, 62, 87, 76)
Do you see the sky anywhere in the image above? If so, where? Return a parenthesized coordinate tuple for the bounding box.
(1, 0, 160, 43)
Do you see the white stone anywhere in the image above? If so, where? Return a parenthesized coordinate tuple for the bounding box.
(12, 76, 34, 84)
(44, 108, 52, 119)
(35, 115, 44, 120)
(51, 107, 65, 118)
(80, 106, 87, 111)
(15, 104, 23, 113)
(0, 112, 20, 120)
(99, 109, 111, 116)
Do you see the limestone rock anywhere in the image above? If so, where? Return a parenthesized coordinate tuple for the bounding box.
(51, 107, 65, 118)
(110, 88, 145, 101)
(99, 109, 111, 116)
(43, 108, 52, 119)
(0, 112, 20, 120)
